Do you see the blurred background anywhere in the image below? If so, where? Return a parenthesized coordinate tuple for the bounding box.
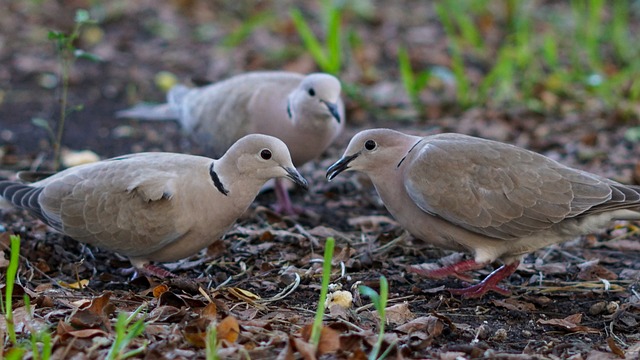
(0, 0, 639, 178)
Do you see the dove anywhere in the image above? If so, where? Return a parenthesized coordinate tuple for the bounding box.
(0, 134, 308, 272)
(117, 71, 345, 214)
(327, 128, 640, 297)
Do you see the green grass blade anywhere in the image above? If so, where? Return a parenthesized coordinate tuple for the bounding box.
(5, 235, 21, 345)
(290, 8, 329, 71)
(325, 7, 342, 74)
(310, 237, 335, 348)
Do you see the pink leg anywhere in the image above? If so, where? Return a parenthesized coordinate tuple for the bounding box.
(141, 263, 176, 279)
(273, 179, 303, 215)
(448, 261, 519, 298)
(408, 259, 487, 282)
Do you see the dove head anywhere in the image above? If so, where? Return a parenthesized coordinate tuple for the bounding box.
(327, 128, 420, 181)
(289, 73, 343, 124)
(224, 134, 308, 189)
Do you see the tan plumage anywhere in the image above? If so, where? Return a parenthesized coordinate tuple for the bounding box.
(0, 134, 308, 268)
(117, 71, 345, 214)
(327, 129, 640, 297)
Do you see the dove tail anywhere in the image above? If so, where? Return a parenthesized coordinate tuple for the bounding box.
(0, 181, 46, 221)
(167, 85, 190, 110)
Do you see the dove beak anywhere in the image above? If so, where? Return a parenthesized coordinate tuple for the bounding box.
(326, 153, 358, 181)
(285, 167, 309, 190)
(322, 100, 341, 123)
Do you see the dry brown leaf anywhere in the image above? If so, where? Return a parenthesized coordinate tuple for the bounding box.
(607, 337, 625, 359)
(82, 292, 113, 315)
(298, 324, 340, 356)
(227, 287, 261, 301)
(395, 315, 444, 337)
(201, 302, 218, 320)
(153, 284, 170, 297)
(577, 263, 618, 281)
(293, 336, 317, 360)
(217, 315, 240, 343)
(68, 328, 109, 338)
(385, 302, 415, 325)
(148, 305, 185, 323)
(317, 326, 340, 355)
(182, 317, 210, 348)
(537, 313, 600, 333)
(492, 298, 536, 312)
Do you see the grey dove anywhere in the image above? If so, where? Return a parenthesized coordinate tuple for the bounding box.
(327, 128, 640, 297)
(0, 134, 308, 272)
(117, 71, 345, 215)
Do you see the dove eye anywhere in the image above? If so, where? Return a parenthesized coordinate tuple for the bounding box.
(364, 140, 376, 151)
(308, 88, 316, 97)
(260, 149, 272, 160)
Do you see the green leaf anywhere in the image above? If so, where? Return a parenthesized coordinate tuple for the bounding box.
(31, 117, 51, 131)
(73, 49, 102, 62)
(75, 9, 90, 23)
(47, 30, 65, 40)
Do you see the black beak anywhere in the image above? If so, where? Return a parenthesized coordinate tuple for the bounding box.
(285, 167, 309, 190)
(322, 100, 341, 123)
(326, 153, 358, 181)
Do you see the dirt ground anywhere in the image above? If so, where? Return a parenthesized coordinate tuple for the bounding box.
(1, 1, 639, 359)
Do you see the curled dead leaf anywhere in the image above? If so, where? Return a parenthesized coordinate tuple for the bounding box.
(538, 313, 600, 333)
(153, 284, 170, 297)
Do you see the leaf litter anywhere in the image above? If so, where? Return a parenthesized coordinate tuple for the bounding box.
(1, 1, 640, 359)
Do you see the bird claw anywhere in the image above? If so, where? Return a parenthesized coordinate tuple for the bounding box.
(410, 259, 520, 298)
(447, 262, 520, 298)
(448, 282, 512, 298)
(409, 259, 485, 282)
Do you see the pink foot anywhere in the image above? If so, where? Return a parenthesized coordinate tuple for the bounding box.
(409, 259, 486, 282)
(448, 262, 519, 298)
(273, 178, 304, 215)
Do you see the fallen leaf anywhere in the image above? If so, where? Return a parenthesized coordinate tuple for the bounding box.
(153, 284, 170, 298)
(201, 302, 218, 320)
(227, 287, 261, 301)
(217, 316, 240, 343)
(385, 302, 415, 325)
(59, 279, 90, 290)
(492, 298, 536, 312)
(607, 337, 625, 359)
(68, 328, 109, 338)
(298, 324, 340, 355)
(538, 313, 599, 333)
(183, 317, 210, 348)
(395, 315, 444, 337)
(148, 305, 185, 323)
